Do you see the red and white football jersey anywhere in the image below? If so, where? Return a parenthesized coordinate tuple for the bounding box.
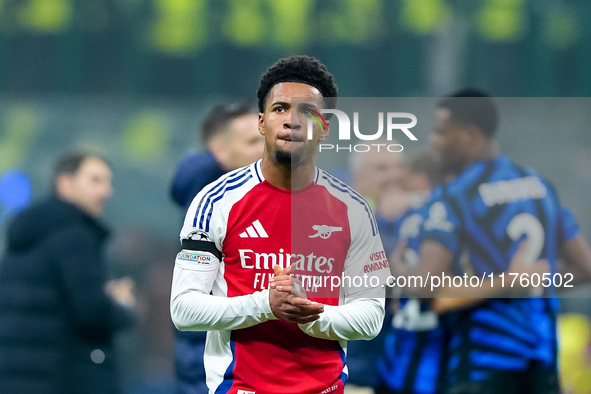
(171, 160, 389, 394)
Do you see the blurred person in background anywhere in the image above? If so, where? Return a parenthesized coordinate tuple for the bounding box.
(170, 103, 263, 394)
(345, 144, 406, 393)
(349, 141, 406, 257)
(375, 151, 450, 394)
(391, 90, 591, 393)
(171, 102, 264, 210)
(0, 152, 135, 394)
(350, 141, 406, 222)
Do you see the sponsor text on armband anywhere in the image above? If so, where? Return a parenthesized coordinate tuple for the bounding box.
(177, 250, 213, 265)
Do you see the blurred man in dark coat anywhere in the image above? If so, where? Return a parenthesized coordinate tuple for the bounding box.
(0, 152, 135, 394)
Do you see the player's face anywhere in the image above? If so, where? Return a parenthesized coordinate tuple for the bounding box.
(59, 157, 113, 216)
(225, 114, 264, 169)
(258, 82, 328, 168)
(430, 108, 472, 175)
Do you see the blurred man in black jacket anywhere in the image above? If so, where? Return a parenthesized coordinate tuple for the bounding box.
(170, 102, 262, 394)
(0, 152, 135, 394)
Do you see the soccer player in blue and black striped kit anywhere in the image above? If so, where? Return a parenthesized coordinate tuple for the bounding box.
(376, 152, 451, 394)
(399, 90, 591, 393)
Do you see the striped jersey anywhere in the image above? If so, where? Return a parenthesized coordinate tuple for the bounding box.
(421, 155, 579, 382)
(378, 191, 447, 394)
(171, 160, 389, 394)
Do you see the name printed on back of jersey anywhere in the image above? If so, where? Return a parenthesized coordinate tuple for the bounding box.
(478, 176, 547, 207)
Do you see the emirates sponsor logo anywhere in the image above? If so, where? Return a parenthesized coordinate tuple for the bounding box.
(238, 249, 334, 273)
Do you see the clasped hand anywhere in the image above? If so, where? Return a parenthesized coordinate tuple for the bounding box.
(268, 264, 324, 324)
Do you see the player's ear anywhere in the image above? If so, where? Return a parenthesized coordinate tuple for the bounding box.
(209, 138, 230, 167)
(56, 174, 74, 200)
(466, 124, 481, 138)
(318, 119, 330, 142)
(465, 124, 485, 147)
(258, 113, 265, 136)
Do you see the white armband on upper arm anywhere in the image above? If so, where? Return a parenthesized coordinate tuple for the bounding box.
(173, 247, 219, 294)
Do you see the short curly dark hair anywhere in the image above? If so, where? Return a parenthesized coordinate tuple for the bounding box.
(437, 88, 498, 138)
(257, 55, 338, 114)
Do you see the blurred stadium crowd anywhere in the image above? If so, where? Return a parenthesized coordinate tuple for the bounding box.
(1, 1, 591, 393)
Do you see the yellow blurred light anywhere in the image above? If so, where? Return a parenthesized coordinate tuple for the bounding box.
(545, 13, 579, 50)
(573, 368, 591, 394)
(558, 314, 591, 394)
(401, 0, 450, 35)
(149, 0, 206, 55)
(559, 313, 591, 352)
(477, 0, 525, 41)
(158, 0, 194, 13)
(0, 105, 39, 172)
(322, 0, 384, 44)
(17, 0, 72, 33)
(122, 112, 170, 164)
(223, 0, 264, 46)
(268, 0, 312, 48)
(344, 0, 383, 43)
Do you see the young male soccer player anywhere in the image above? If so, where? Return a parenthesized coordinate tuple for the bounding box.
(170, 55, 390, 394)
(402, 90, 591, 393)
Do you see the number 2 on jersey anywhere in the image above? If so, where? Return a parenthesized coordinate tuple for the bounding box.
(506, 213, 545, 263)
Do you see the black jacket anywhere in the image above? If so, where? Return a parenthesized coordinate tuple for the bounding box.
(0, 198, 133, 394)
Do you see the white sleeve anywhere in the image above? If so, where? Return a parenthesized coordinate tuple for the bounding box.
(170, 263, 276, 331)
(170, 180, 277, 332)
(299, 201, 388, 341)
(298, 296, 385, 341)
